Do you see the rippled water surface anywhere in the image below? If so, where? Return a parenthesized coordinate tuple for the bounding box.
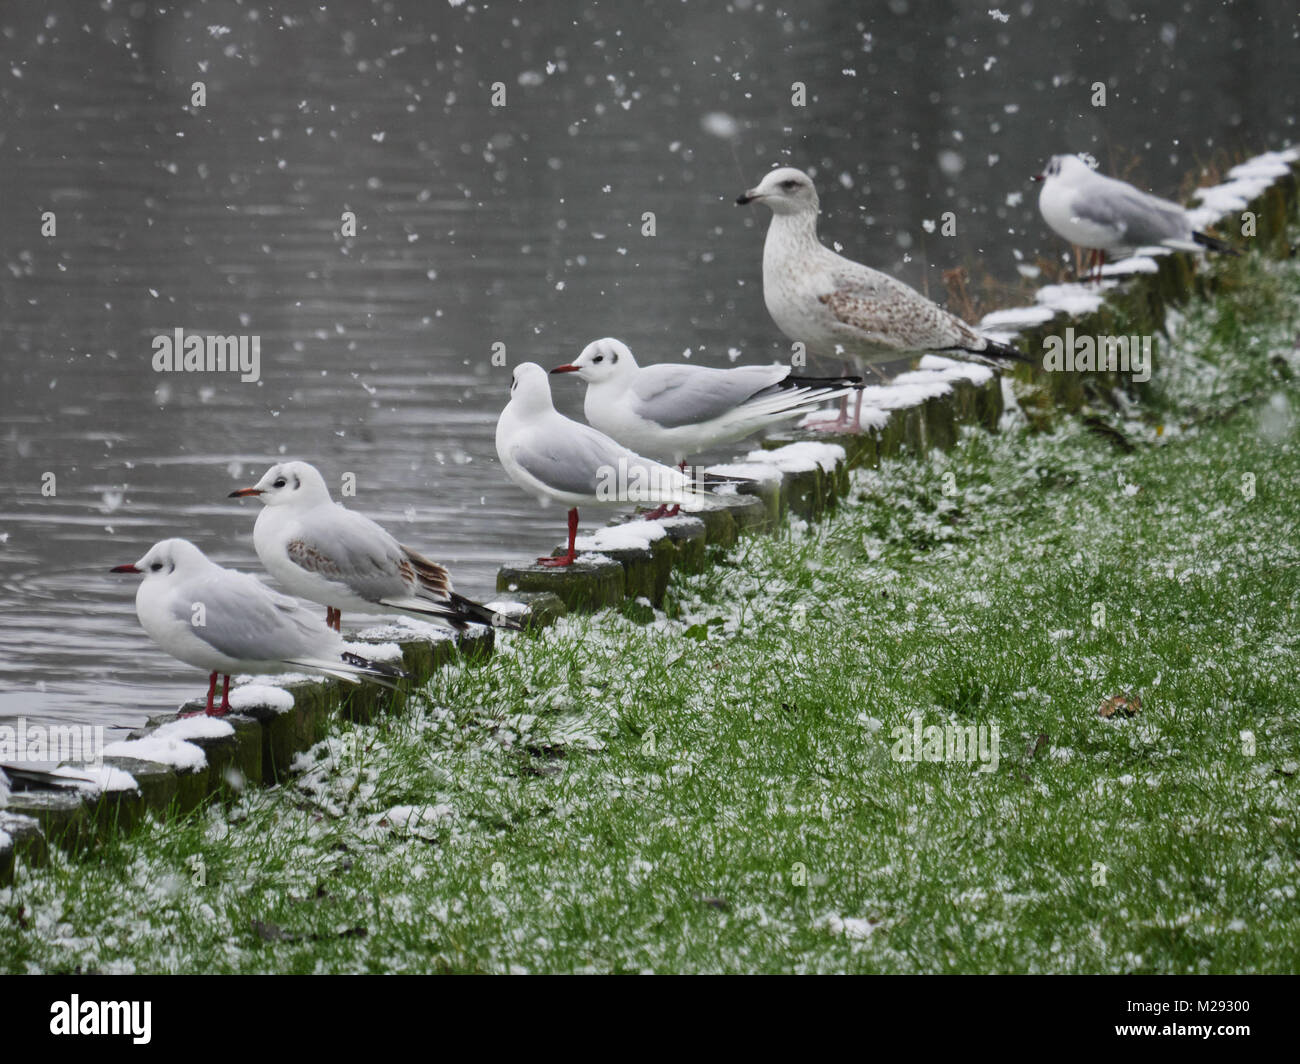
(1, 0, 1296, 731)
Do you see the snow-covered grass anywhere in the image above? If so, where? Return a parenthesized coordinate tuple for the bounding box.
(3, 249, 1299, 973)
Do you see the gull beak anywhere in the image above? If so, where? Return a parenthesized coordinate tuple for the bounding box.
(110, 564, 141, 574)
(550, 364, 581, 374)
(736, 190, 760, 205)
(228, 487, 264, 498)
(1030, 174, 1044, 182)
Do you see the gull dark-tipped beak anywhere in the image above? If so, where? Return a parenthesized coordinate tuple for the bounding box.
(228, 487, 264, 498)
(550, 364, 580, 374)
(110, 564, 141, 574)
(736, 192, 756, 205)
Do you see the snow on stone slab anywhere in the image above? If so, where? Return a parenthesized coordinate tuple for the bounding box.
(1186, 149, 1298, 228)
(342, 638, 404, 664)
(227, 683, 295, 713)
(574, 520, 668, 553)
(1101, 254, 1161, 276)
(741, 441, 846, 474)
(979, 304, 1057, 330)
(356, 618, 457, 645)
(705, 460, 785, 483)
(916, 355, 995, 386)
(51, 764, 139, 795)
(102, 716, 234, 772)
(1035, 283, 1104, 317)
(483, 599, 531, 621)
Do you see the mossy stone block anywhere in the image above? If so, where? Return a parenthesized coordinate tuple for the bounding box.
(90, 756, 179, 833)
(0, 814, 45, 881)
(658, 517, 707, 573)
(497, 556, 626, 613)
(714, 492, 770, 535)
(457, 624, 496, 664)
(736, 474, 784, 524)
(233, 681, 334, 784)
(688, 501, 738, 549)
(492, 590, 568, 631)
(3, 791, 92, 853)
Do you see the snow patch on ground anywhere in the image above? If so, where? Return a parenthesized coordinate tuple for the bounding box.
(819, 913, 878, 941)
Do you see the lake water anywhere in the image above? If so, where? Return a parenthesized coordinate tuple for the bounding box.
(1, 0, 1296, 732)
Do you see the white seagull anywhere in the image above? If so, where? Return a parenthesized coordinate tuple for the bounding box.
(229, 460, 514, 633)
(737, 166, 1028, 428)
(1034, 153, 1238, 280)
(496, 362, 715, 565)
(112, 538, 405, 716)
(550, 337, 860, 466)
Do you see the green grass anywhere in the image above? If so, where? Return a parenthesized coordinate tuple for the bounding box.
(3, 250, 1300, 973)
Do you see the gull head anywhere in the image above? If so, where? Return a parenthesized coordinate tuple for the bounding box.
(737, 167, 819, 216)
(1034, 154, 1095, 184)
(508, 362, 557, 414)
(111, 537, 208, 578)
(230, 460, 332, 508)
(551, 338, 637, 384)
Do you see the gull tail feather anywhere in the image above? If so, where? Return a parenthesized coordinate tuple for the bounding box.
(946, 338, 1032, 368)
(1192, 230, 1241, 256)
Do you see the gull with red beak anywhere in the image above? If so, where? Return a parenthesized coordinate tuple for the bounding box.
(738, 166, 1029, 429)
(496, 362, 715, 566)
(229, 460, 514, 634)
(1034, 153, 1239, 282)
(111, 538, 405, 716)
(551, 337, 860, 470)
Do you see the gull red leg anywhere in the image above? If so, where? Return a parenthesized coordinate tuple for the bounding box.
(538, 507, 579, 567)
(325, 606, 341, 632)
(209, 673, 231, 717)
(205, 671, 217, 714)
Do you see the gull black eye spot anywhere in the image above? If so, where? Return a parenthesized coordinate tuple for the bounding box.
(593, 355, 603, 363)
(150, 561, 163, 571)
(781, 179, 799, 191)
(273, 478, 287, 489)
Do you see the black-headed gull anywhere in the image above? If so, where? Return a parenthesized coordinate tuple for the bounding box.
(111, 538, 405, 716)
(550, 337, 860, 464)
(496, 362, 714, 565)
(737, 167, 1028, 428)
(228, 460, 515, 633)
(1034, 154, 1238, 280)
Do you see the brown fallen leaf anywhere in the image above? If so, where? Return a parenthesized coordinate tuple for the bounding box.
(1099, 693, 1141, 719)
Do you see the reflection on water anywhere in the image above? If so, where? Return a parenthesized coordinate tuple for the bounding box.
(1, 0, 1295, 731)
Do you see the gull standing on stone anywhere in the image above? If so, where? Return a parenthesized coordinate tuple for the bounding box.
(1034, 153, 1239, 280)
(551, 337, 860, 465)
(112, 538, 405, 716)
(496, 363, 714, 565)
(229, 460, 514, 633)
(737, 166, 1028, 428)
